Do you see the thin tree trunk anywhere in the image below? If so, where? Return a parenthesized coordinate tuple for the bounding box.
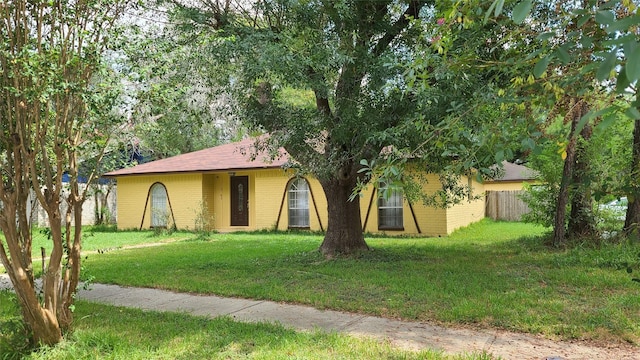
(20, 298, 62, 346)
(0, 204, 63, 346)
(94, 188, 103, 225)
(0, 148, 64, 346)
(567, 120, 597, 238)
(553, 99, 588, 246)
(40, 201, 64, 340)
(553, 140, 576, 246)
(59, 193, 84, 329)
(624, 116, 640, 238)
(4, 245, 62, 346)
(1, 0, 124, 348)
(319, 170, 369, 257)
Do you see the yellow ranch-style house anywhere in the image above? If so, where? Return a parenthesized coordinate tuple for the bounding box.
(104, 138, 532, 236)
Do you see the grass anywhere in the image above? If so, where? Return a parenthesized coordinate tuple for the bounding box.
(1, 227, 195, 275)
(0, 291, 494, 360)
(78, 220, 640, 345)
(2, 220, 639, 357)
(30, 226, 196, 258)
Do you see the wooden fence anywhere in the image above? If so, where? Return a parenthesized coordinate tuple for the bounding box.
(485, 190, 530, 221)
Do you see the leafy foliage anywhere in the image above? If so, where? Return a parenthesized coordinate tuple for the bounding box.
(119, 6, 247, 161)
(473, 0, 639, 243)
(162, 0, 541, 254)
(0, 0, 129, 346)
(522, 102, 633, 229)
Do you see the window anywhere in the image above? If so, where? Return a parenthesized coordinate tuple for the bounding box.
(378, 184, 403, 230)
(288, 178, 310, 228)
(150, 183, 168, 228)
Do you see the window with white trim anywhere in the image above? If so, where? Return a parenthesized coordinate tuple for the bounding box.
(378, 184, 403, 230)
(288, 178, 310, 228)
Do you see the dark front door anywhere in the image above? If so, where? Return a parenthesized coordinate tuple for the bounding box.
(230, 176, 249, 226)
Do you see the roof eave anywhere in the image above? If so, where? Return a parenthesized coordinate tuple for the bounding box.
(102, 164, 285, 178)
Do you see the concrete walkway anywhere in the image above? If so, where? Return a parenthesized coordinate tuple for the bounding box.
(1, 274, 637, 359)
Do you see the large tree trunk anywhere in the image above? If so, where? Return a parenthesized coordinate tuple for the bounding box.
(319, 171, 370, 257)
(624, 117, 640, 238)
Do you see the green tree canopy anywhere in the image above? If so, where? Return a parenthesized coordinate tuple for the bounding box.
(480, 0, 639, 243)
(166, 0, 533, 255)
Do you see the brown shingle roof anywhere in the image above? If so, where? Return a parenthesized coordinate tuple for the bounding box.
(488, 161, 538, 182)
(103, 138, 289, 177)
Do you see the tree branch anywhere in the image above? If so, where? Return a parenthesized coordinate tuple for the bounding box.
(315, 93, 332, 117)
(371, 0, 429, 57)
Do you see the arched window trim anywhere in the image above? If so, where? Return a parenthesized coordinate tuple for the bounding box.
(288, 177, 310, 229)
(150, 183, 169, 228)
(139, 182, 176, 230)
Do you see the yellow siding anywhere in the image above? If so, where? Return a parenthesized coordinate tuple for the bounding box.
(446, 177, 486, 233)
(207, 173, 228, 231)
(169, 174, 205, 230)
(253, 169, 290, 230)
(308, 178, 328, 231)
(115, 177, 148, 229)
(360, 173, 448, 236)
(115, 174, 203, 230)
(205, 169, 321, 232)
(253, 171, 328, 232)
(410, 174, 449, 236)
(115, 169, 486, 235)
(359, 186, 378, 234)
(202, 174, 216, 230)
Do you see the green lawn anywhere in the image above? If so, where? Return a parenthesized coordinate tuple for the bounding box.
(1, 227, 195, 277)
(28, 226, 195, 258)
(0, 291, 494, 360)
(77, 220, 640, 345)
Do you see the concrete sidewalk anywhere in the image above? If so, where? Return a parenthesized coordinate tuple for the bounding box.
(1, 274, 637, 359)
